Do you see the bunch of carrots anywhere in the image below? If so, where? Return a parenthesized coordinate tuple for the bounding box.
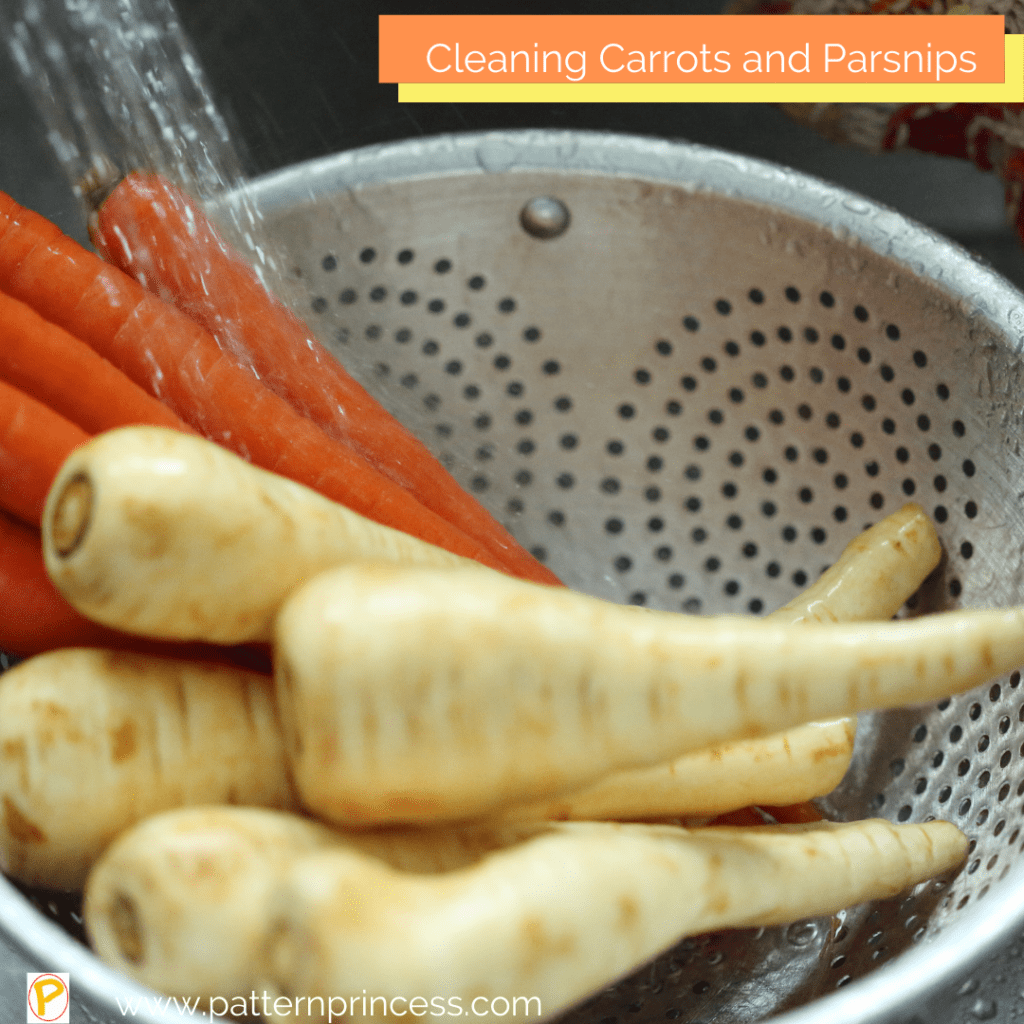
(0, 175, 560, 659)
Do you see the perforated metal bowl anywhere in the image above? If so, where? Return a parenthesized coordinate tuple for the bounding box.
(5, 128, 1024, 1023)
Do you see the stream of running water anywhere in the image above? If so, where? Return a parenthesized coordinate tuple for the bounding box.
(0, 0, 283, 289)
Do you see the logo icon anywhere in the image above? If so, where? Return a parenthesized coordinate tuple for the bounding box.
(26, 974, 69, 1023)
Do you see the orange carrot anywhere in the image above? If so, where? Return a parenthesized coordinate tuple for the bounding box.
(0, 288, 192, 436)
(708, 804, 824, 827)
(0, 510, 116, 655)
(706, 807, 772, 827)
(0, 191, 522, 577)
(0, 377, 88, 527)
(761, 801, 825, 825)
(0, 509, 271, 671)
(91, 173, 561, 587)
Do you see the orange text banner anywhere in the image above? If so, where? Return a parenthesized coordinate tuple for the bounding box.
(379, 14, 1006, 85)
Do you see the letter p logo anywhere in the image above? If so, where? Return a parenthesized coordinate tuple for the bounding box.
(27, 974, 69, 1023)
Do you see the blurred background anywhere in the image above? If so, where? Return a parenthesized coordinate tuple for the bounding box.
(0, 0, 1021, 291)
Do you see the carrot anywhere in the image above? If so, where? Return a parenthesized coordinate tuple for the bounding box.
(0, 377, 89, 527)
(706, 807, 772, 827)
(90, 173, 562, 587)
(274, 561, 1024, 824)
(0, 648, 294, 891)
(0, 192, 520, 576)
(706, 802, 826, 827)
(0, 509, 117, 655)
(0, 288, 192, 436)
(43, 426, 483, 645)
(762, 802, 825, 825)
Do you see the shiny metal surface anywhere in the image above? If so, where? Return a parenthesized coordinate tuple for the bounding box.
(5, 129, 1024, 1023)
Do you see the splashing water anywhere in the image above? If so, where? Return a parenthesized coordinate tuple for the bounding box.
(0, 0, 284, 291)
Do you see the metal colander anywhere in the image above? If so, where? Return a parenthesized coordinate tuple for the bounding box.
(5, 128, 1024, 1024)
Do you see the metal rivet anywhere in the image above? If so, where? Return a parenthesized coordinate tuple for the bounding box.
(520, 196, 570, 239)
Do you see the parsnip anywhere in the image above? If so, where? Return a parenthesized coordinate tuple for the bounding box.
(511, 718, 856, 821)
(84, 806, 546, 1000)
(258, 818, 967, 1024)
(41, 426, 477, 645)
(774, 501, 942, 624)
(85, 807, 964, 1015)
(275, 562, 1024, 824)
(511, 504, 940, 822)
(0, 649, 294, 890)
(83, 808, 339, 1000)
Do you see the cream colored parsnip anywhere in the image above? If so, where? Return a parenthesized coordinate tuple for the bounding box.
(41, 426, 478, 645)
(84, 806, 551, 1000)
(84, 808, 341, 1000)
(774, 501, 941, 624)
(275, 562, 1024, 825)
(511, 719, 856, 822)
(258, 818, 967, 1024)
(0, 649, 294, 890)
(510, 504, 940, 822)
(85, 809, 966, 1016)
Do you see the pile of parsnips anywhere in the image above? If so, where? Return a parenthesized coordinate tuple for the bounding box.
(2, 425, 1019, 1022)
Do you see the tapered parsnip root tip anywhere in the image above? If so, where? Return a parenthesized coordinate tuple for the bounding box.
(47, 471, 93, 558)
(774, 502, 942, 625)
(509, 718, 857, 822)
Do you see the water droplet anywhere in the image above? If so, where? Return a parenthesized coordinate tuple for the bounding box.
(786, 921, 819, 947)
(842, 198, 872, 215)
(971, 998, 998, 1020)
(556, 138, 579, 161)
(475, 139, 521, 174)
